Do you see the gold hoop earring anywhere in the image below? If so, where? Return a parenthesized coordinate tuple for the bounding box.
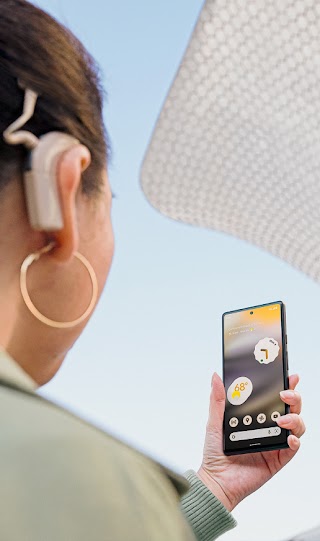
(20, 243, 99, 329)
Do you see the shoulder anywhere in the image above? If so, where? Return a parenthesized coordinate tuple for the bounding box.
(0, 380, 194, 540)
(0, 380, 187, 492)
(0, 381, 189, 502)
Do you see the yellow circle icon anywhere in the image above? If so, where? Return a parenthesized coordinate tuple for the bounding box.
(227, 377, 253, 406)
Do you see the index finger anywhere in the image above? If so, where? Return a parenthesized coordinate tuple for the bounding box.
(279, 374, 301, 415)
(289, 374, 299, 391)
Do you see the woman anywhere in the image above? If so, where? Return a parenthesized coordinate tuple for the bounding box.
(0, 1, 305, 540)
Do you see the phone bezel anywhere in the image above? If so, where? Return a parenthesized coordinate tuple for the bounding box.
(222, 300, 290, 456)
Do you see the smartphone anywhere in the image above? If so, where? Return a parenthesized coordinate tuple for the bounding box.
(222, 301, 289, 455)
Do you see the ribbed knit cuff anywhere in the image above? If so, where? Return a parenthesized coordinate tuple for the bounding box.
(180, 470, 237, 541)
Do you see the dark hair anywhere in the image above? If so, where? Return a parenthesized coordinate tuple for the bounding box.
(0, 0, 109, 195)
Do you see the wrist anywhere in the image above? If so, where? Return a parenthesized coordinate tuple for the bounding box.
(196, 467, 236, 512)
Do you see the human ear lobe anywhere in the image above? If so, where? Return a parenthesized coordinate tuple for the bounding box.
(50, 144, 91, 263)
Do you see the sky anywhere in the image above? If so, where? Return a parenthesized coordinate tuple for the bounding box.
(34, 1, 320, 539)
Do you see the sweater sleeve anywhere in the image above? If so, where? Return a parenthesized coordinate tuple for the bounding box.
(180, 470, 237, 541)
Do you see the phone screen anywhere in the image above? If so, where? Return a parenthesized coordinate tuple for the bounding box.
(223, 301, 289, 455)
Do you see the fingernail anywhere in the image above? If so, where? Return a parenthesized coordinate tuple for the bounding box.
(277, 414, 292, 425)
(280, 391, 294, 398)
(211, 372, 217, 387)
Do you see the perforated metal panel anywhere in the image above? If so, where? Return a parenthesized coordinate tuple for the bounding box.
(288, 526, 320, 540)
(141, 0, 320, 283)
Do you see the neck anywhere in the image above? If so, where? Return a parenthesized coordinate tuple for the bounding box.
(6, 338, 65, 386)
(0, 298, 18, 351)
(0, 180, 70, 386)
(0, 247, 21, 348)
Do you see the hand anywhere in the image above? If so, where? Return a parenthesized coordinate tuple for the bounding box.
(197, 373, 305, 512)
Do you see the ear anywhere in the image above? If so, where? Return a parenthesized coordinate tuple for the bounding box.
(50, 144, 91, 263)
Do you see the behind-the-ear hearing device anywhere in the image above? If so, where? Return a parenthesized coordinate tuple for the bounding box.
(3, 87, 79, 231)
(23, 131, 79, 231)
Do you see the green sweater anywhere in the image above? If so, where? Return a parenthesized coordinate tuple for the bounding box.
(0, 348, 236, 540)
(181, 471, 236, 540)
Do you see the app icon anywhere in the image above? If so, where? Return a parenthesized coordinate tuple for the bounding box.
(243, 415, 252, 426)
(257, 413, 266, 424)
(254, 337, 280, 365)
(229, 417, 239, 428)
(227, 377, 253, 405)
(271, 411, 281, 421)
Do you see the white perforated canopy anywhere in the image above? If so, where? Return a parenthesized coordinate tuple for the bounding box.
(140, 0, 320, 283)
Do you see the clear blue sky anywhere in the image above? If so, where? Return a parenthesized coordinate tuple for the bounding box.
(36, 1, 320, 539)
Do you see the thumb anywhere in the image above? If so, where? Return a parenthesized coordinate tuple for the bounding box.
(207, 372, 226, 432)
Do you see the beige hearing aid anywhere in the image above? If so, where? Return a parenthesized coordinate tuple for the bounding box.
(3, 86, 79, 231)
